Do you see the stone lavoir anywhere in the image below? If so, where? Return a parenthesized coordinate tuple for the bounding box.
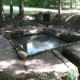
(4, 28, 80, 76)
(13, 33, 67, 54)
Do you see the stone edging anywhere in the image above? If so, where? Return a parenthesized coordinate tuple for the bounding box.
(4, 33, 28, 60)
(44, 28, 80, 42)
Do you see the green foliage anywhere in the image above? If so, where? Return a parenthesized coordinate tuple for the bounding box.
(3, 0, 58, 8)
(24, 0, 55, 8)
(27, 72, 56, 80)
(3, 0, 19, 6)
(0, 71, 14, 80)
(3, 0, 79, 9)
(0, 71, 78, 80)
(64, 70, 76, 80)
(27, 71, 78, 80)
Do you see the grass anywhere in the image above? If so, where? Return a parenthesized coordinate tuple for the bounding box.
(64, 70, 77, 80)
(3, 5, 58, 14)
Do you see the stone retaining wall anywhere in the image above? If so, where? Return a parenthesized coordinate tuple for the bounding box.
(6, 28, 44, 37)
(44, 28, 80, 42)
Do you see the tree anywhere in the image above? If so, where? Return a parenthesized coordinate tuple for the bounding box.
(70, 0, 72, 8)
(0, 0, 5, 22)
(57, 0, 61, 22)
(19, 0, 24, 18)
(10, 0, 14, 18)
(74, 0, 77, 8)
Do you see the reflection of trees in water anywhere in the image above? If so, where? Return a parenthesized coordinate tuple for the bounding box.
(13, 34, 67, 53)
(32, 41, 43, 49)
(52, 38, 60, 48)
(13, 37, 27, 52)
(31, 40, 51, 49)
(52, 38, 66, 48)
(32, 38, 65, 49)
(27, 34, 51, 49)
(53, 41, 59, 48)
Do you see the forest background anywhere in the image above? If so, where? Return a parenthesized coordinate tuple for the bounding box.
(3, 0, 80, 9)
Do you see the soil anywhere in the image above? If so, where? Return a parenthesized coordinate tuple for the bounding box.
(0, 13, 80, 34)
(0, 13, 80, 80)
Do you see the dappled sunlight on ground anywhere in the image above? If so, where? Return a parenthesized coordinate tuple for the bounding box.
(0, 61, 12, 69)
(0, 60, 21, 69)
(24, 52, 77, 73)
(0, 60, 25, 75)
(76, 48, 80, 51)
(25, 15, 35, 20)
(0, 36, 25, 75)
(29, 29, 38, 33)
(70, 44, 80, 51)
(25, 58, 77, 72)
(66, 62, 77, 70)
(65, 15, 74, 22)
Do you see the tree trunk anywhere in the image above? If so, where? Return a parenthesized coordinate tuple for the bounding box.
(58, 0, 61, 22)
(70, 0, 72, 8)
(74, 0, 77, 8)
(0, 0, 5, 22)
(10, 0, 14, 19)
(19, 0, 24, 18)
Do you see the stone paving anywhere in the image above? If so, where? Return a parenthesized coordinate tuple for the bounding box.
(24, 50, 77, 73)
(0, 35, 25, 75)
(0, 32, 78, 75)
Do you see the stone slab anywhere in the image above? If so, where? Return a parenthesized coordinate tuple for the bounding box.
(24, 51, 77, 73)
(0, 35, 25, 75)
(52, 50, 77, 69)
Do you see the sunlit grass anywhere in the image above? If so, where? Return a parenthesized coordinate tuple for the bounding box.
(4, 9, 41, 14)
(3, 5, 57, 14)
(3, 5, 80, 15)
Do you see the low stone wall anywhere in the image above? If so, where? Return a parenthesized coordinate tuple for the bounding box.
(6, 28, 44, 37)
(44, 28, 80, 42)
(5, 28, 80, 42)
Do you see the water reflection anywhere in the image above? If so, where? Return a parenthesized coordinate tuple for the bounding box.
(13, 34, 66, 54)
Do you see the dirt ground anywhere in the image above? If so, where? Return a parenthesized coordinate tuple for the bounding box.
(0, 13, 80, 34)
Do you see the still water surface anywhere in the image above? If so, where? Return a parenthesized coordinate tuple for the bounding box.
(13, 34, 67, 54)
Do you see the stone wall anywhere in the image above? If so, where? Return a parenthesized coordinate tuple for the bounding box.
(37, 11, 53, 25)
(6, 28, 80, 42)
(44, 28, 80, 42)
(6, 28, 44, 37)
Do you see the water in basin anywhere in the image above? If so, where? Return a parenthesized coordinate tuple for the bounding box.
(13, 34, 67, 54)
